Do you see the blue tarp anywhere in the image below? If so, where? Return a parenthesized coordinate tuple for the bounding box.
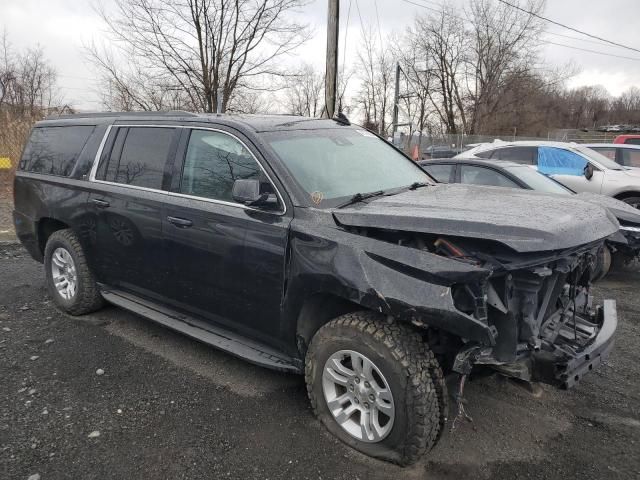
(537, 146, 586, 176)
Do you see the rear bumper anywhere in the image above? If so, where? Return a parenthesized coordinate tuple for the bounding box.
(533, 299, 617, 389)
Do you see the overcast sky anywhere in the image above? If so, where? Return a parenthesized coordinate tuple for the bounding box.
(2, 0, 639, 110)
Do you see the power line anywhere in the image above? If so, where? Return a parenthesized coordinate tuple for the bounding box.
(496, 0, 640, 55)
(373, 0, 384, 48)
(400, 0, 640, 62)
(341, 0, 352, 82)
(543, 41, 640, 62)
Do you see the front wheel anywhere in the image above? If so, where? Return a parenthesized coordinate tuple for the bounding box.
(621, 196, 640, 210)
(305, 312, 447, 466)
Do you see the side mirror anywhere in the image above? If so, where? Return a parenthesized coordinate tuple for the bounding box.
(584, 163, 594, 180)
(232, 179, 278, 208)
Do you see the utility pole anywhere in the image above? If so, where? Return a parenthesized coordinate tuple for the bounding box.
(392, 62, 401, 141)
(323, 0, 339, 118)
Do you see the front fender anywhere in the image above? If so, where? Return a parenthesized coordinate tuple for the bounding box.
(281, 222, 497, 348)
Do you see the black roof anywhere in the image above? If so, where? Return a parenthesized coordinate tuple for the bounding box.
(42, 111, 349, 133)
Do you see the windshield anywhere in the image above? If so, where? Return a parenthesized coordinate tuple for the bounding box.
(264, 128, 431, 207)
(574, 145, 624, 170)
(504, 166, 572, 195)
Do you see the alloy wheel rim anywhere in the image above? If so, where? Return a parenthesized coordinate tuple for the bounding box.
(50, 247, 77, 300)
(322, 349, 395, 443)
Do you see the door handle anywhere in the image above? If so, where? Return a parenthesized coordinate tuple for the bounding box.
(167, 216, 193, 228)
(90, 198, 110, 208)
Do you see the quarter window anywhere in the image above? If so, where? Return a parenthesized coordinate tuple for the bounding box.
(20, 126, 95, 176)
(180, 130, 264, 203)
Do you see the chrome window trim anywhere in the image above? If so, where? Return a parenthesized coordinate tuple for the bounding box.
(88, 124, 287, 216)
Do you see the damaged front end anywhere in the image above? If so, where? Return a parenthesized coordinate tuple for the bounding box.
(440, 237, 618, 389)
(333, 222, 617, 390)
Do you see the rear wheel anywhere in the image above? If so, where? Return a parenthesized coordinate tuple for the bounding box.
(44, 229, 104, 315)
(305, 311, 447, 466)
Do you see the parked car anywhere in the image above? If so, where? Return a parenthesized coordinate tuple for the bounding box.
(14, 112, 619, 466)
(419, 158, 640, 274)
(459, 140, 640, 208)
(582, 143, 640, 168)
(422, 144, 461, 159)
(614, 134, 640, 145)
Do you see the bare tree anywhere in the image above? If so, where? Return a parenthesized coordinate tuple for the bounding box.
(465, 0, 546, 134)
(283, 63, 323, 116)
(0, 30, 60, 118)
(355, 27, 394, 135)
(88, 0, 311, 113)
(407, 7, 468, 134)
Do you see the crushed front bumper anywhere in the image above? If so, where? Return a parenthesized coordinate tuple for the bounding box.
(532, 299, 617, 389)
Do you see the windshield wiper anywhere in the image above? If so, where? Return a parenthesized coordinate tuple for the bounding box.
(336, 190, 386, 209)
(408, 182, 430, 190)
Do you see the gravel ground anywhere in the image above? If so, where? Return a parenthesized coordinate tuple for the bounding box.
(1, 243, 639, 480)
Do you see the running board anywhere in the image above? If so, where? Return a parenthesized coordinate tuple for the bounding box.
(101, 288, 301, 373)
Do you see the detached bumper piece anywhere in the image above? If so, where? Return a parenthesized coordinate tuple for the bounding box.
(531, 299, 617, 389)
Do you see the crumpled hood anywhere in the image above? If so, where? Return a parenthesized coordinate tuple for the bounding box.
(574, 192, 640, 225)
(333, 184, 620, 253)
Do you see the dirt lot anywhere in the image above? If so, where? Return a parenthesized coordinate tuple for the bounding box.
(1, 242, 639, 480)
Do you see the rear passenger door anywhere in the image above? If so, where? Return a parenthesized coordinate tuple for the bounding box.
(87, 126, 179, 299)
(162, 127, 291, 345)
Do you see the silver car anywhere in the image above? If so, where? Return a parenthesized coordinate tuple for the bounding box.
(459, 140, 640, 208)
(582, 143, 640, 169)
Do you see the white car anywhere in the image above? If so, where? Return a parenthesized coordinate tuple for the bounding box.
(458, 140, 640, 208)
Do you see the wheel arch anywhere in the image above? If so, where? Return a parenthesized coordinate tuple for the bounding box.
(37, 217, 70, 259)
(295, 292, 362, 356)
(613, 190, 640, 201)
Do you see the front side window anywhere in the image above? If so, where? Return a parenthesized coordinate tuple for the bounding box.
(180, 129, 264, 202)
(101, 127, 176, 189)
(537, 147, 587, 176)
(20, 126, 95, 176)
(460, 165, 519, 188)
(263, 128, 430, 207)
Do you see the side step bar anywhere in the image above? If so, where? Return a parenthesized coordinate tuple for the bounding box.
(101, 288, 301, 373)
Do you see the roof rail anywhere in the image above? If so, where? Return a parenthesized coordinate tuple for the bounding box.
(45, 110, 200, 120)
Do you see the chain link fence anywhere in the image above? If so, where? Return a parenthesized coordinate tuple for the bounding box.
(0, 116, 33, 238)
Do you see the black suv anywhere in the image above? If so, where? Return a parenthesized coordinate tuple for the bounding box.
(14, 112, 618, 465)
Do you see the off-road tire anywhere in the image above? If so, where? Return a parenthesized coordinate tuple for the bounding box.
(594, 245, 612, 281)
(305, 311, 447, 466)
(44, 228, 104, 315)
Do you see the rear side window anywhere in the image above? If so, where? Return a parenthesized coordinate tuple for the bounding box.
(422, 164, 454, 183)
(20, 126, 94, 176)
(625, 138, 640, 145)
(99, 127, 176, 190)
(492, 147, 537, 164)
(460, 165, 519, 188)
